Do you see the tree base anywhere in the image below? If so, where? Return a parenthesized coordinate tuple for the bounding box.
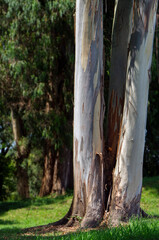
(23, 207, 149, 235)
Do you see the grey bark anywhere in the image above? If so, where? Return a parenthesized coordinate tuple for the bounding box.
(69, 0, 105, 228)
(109, 0, 158, 225)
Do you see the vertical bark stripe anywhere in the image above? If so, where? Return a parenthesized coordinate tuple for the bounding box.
(93, 92, 102, 158)
(81, 0, 99, 71)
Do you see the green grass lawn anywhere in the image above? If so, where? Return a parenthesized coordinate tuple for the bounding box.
(0, 177, 159, 240)
(0, 194, 72, 239)
(141, 176, 159, 216)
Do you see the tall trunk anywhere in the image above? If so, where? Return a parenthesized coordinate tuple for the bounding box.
(11, 108, 29, 199)
(109, 0, 158, 225)
(69, 0, 104, 228)
(16, 160, 29, 199)
(105, 0, 134, 208)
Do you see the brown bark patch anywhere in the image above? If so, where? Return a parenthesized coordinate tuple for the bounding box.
(104, 90, 124, 210)
(82, 103, 84, 113)
(39, 142, 54, 197)
(75, 139, 78, 163)
(17, 163, 29, 199)
(80, 137, 83, 152)
(106, 90, 124, 165)
(109, 176, 141, 226)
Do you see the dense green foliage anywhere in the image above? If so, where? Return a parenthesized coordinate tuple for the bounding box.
(0, 177, 158, 240)
(0, 0, 75, 199)
(0, 100, 15, 200)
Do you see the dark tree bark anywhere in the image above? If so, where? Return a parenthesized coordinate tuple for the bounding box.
(51, 148, 73, 195)
(16, 160, 29, 199)
(39, 144, 73, 197)
(11, 108, 29, 199)
(39, 141, 54, 197)
(104, 0, 134, 212)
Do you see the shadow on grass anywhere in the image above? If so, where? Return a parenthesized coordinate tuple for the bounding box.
(0, 222, 159, 240)
(0, 227, 22, 239)
(142, 176, 159, 194)
(0, 193, 72, 217)
(0, 219, 18, 225)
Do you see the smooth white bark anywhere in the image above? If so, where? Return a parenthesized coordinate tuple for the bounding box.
(73, 0, 104, 227)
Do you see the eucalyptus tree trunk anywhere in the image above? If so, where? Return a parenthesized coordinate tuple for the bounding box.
(109, 0, 158, 225)
(69, 0, 104, 228)
(105, 0, 134, 207)
(11, 108, 29, 199)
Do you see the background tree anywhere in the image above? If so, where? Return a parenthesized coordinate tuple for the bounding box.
(0, 99, 15, 200)
(144, 37, 159, 176)
(0, 0, 75, 199)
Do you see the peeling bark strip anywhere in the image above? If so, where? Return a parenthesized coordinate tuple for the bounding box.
(70, 0, 104, 228)
(109, 0, 158, 225)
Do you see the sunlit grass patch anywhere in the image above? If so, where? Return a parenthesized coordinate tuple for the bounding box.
(141, 176, 159, 216)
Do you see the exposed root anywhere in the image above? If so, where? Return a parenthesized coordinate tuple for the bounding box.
(65, 216, 80, 227)
(81, 217, 101, 229)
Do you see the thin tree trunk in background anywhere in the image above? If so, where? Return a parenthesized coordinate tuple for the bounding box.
(11, 108, 29, 199)
(39, 92, 55, 197)
(105, 0, 134, 209)
(39, 86, 73, 196)
(40, 145, 73, 197)
(16, 161, 29, 199)
(39, 140, 54, 197)
(109, 0, 158, 225)
(51, 147, 73, 195)
(69, 0, 104, 228)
